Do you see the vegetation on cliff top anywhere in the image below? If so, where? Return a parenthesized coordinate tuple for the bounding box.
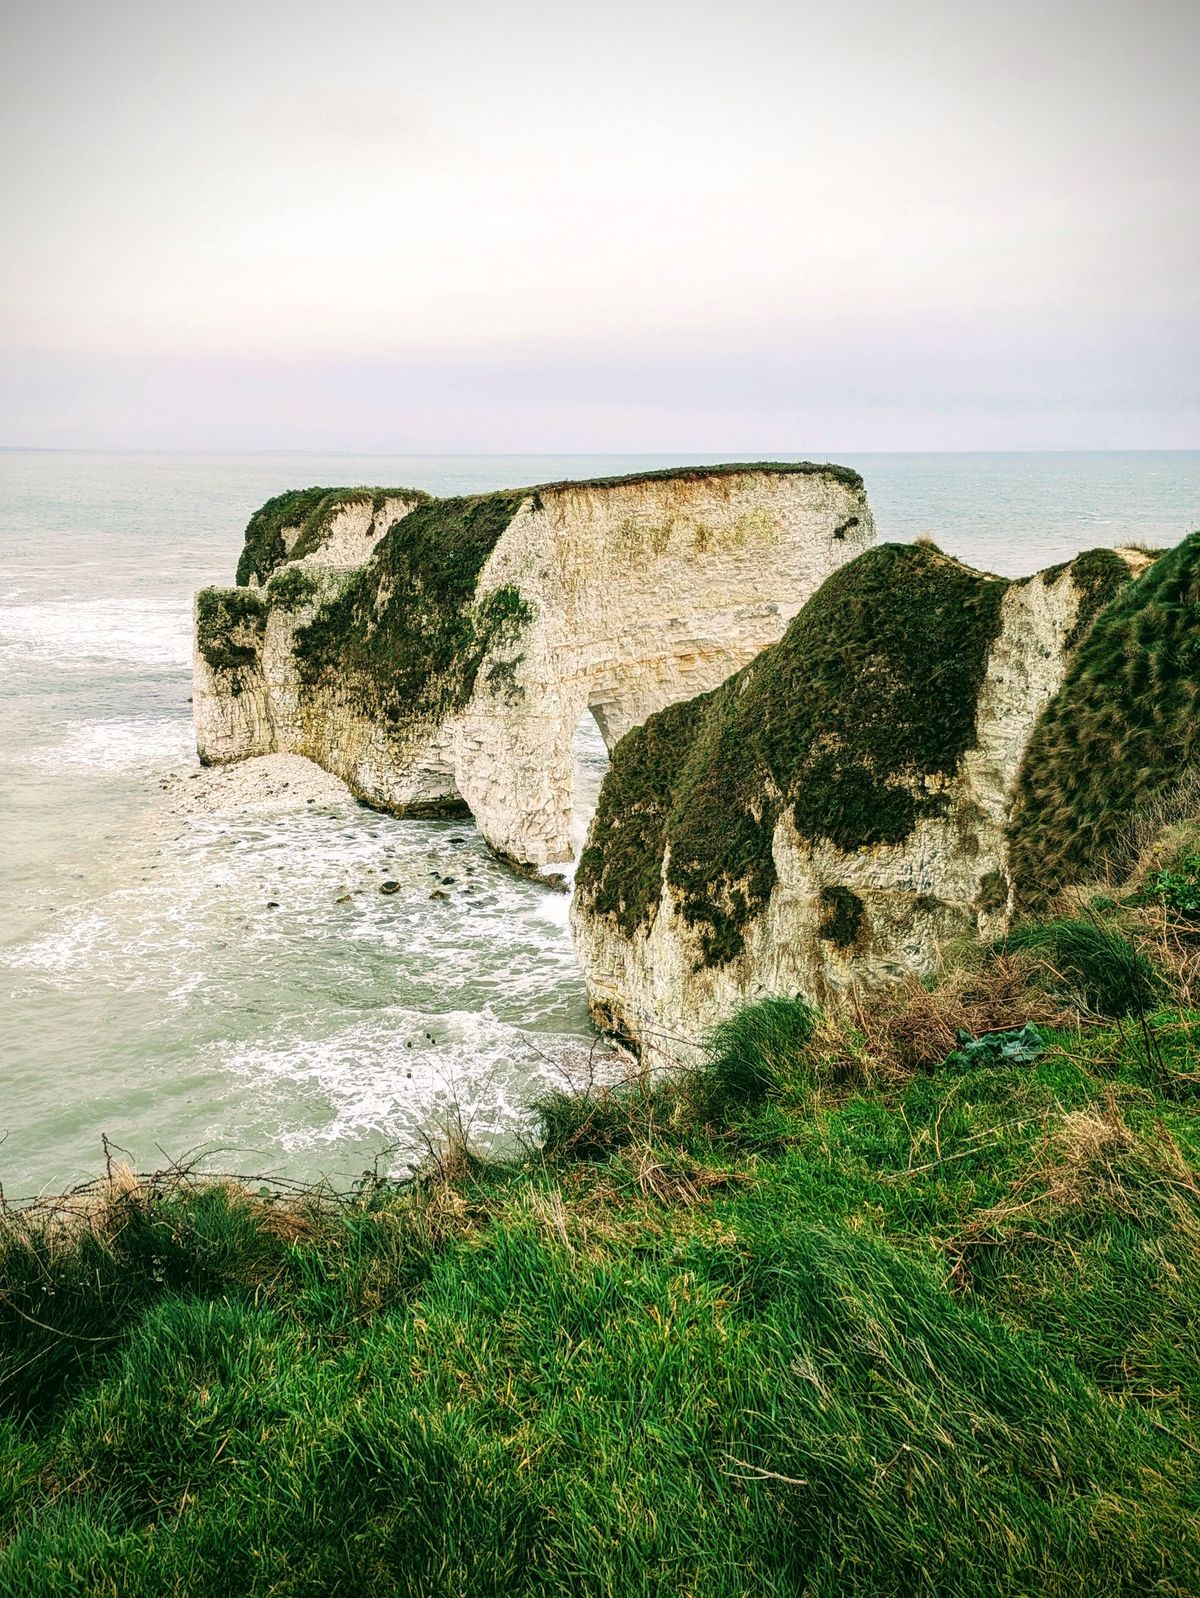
(1009, 532, 1200, 909)
(579, 543, 1011, 965)
(293, 491, 533, 722)
(194, 587, 266, 685)
(232, 464, 862, 589)
(234, 487, 427, 587)
(2, 886, 1198, 1596)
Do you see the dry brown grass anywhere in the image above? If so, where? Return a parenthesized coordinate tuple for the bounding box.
(845, 948, 1077, 1076)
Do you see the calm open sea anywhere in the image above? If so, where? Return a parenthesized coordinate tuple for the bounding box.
(2, 451, 1197, 1193)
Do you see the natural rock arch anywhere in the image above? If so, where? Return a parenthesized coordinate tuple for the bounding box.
(194, 464, 875, 866)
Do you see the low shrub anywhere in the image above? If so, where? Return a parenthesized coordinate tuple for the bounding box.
(1143, 853, 1200, 920)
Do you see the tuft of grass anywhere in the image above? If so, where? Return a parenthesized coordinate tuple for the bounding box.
(697, 995, 818, 1118)
(1000, 915, 1162, 1018)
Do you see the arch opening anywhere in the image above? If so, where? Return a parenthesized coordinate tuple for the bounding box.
(570, 706, 610, 860)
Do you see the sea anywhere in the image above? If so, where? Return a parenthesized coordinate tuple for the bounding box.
(2, 451, 1198, 1195)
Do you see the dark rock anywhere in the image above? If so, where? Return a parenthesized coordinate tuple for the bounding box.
(380, 880, 401, 894)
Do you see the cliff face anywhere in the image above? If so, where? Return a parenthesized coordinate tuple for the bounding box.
(571, 542, 1147, 1061)
(194, 465, 876, 865)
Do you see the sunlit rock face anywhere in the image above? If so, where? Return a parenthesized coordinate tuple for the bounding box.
(193, 464, 876, 866)
(570, 542, 1148, 1064)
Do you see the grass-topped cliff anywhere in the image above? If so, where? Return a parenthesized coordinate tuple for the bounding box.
(1009, 531, 1200, 909)
(2, 886, 1198, 1596)
(234, 487, 428, 587)
(292, 491, 534, 721)
(231, 464, 861, 589)
(578, 542, 1015, 965)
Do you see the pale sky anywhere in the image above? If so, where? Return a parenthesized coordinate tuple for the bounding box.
(1, 0, 1196, 450)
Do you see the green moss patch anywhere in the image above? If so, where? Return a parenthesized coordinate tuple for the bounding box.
(293, 492, 534, 722)
(1009, 533, 1200, 909)
(234, 487, 426, 586)
(819, 885, 865, 947)
(263, 564, 321, 611)
(195, 588, 266, 687)
(579, 544, 1009, 966)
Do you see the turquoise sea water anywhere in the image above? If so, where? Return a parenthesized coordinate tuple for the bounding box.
(2, 451, 1198, 1194)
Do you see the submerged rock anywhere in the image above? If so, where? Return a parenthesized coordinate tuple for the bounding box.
(571, 539, 1155, 1062)
(193, 465, 875, 868)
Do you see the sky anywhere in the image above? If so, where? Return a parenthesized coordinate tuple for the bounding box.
(0, 0, 1196, 451)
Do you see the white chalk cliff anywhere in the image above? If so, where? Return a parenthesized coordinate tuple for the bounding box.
(193, 465, 875, 867)
(570, 542, 1148, 1064)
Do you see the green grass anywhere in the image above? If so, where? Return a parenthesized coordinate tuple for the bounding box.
(1000, 915, 1163, 1017)
(3, 986, 1199, 1594)
(1009, 532, 1200, 908)
(234, 487, 427, 587)
(194, 587, 266, 685)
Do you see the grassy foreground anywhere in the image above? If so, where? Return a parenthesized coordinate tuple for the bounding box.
(2, 919, 1199, 1594)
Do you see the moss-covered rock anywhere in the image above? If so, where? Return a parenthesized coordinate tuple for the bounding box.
(197, 461, 876, 863)
(293, 491, 534, 721)
(1008, 532, 1200, 909)
(195, 588, 266, 689)
(264, 564, 322, 612)
(578, 543, 1011, 966)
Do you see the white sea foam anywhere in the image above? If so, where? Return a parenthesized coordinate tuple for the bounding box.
(23, 716, 195, 773)
(0, 596, 191, 670)
(223, 1007, 593, 1161)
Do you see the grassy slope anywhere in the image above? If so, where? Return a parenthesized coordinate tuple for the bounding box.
(1009, 532, 1200, 908)
(3, 985, 1199, 1594)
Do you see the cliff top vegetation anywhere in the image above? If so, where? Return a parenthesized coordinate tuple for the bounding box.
(235, 487, 428, 587)
(231, 463, 864, 588)
(292, 490, 533, 722)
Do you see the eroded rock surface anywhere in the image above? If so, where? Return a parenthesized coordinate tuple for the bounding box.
(194, 465, 875, 865)
(571, 540, 1150, 1062)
